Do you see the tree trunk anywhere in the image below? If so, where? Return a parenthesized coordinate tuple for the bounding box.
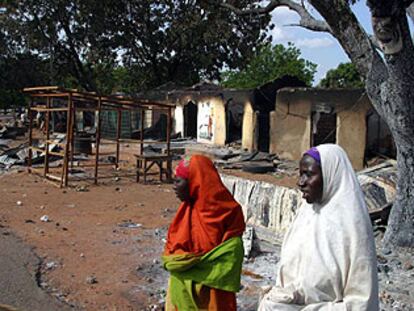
(365, 7, 414, 247)
(384, 142, 414, 247)
(313, 0, 414, 247)
(374, 56, 414, 246)
(407, 3, 414, 24)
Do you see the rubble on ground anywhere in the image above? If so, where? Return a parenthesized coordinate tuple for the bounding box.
(0, 133, 65, 170)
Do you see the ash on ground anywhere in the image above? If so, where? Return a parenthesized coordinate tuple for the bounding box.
(133, 225, 414, 310)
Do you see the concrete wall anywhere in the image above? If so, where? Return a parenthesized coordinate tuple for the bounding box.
(197, 100, 213, 143)
(270, 88, 369, 169)
(144, 110, 152, 128)
(172, 89, 252, 147)
(196, 97, 226, 145)
(269, 92, 311, 160)
(336, 98, 371, 170)
(174, 105, 184, 136)
(211, 99, 226, 145)
(242, 102, 258, 151)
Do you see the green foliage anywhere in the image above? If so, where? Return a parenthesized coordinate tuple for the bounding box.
(0, 53, 49, 110)
(220, 43, 317, 89)
(111, 66, 148, 95)
(0, 89, 25, 112)
(319, 62, 364, 88)
(1, 0, 271, 93)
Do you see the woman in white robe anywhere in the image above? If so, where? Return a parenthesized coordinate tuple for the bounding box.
(258, 144, 379, 311)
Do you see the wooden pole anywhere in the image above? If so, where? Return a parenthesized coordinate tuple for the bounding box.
(63, 93, 74, 187)
(140, 108, 144, 156)
(166, 107, 172, 181)
(28, 98, 33, 173)
(94, 97, 102, 184)
(44, 96, 51, 176)
(167, 108, 171, 157)
(70, 102, 76, 169)
(115, 108, 122, 169)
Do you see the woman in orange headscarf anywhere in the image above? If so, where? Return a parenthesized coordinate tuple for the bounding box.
(162, 155, 245, 310)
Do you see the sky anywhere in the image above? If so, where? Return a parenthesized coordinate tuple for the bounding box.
(268, 2, 374, 85)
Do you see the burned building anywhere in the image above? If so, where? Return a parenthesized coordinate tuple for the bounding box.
(167, 76, 306, 150)
(270, 88, 395, 170)
(169, 82, 251, 146)
(242, 76, 306, 152)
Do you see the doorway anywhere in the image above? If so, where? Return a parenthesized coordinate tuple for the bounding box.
(365, 108, 396, 158)
(184, 101, 197, 138)
(226, 99, 243, 144)
(311, 111, 337, 146)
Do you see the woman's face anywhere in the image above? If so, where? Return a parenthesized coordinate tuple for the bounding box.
(173, 177, 190, 202)
(298, 155, 323, 204)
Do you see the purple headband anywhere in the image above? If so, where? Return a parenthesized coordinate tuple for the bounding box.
(304, 147, 321, 165)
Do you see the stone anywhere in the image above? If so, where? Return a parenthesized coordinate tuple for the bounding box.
(242, 226, 254, 258)
(75, 185, 89, 192)
(40, 215, 50, 222)
(377, 255, 388, 264)
(402, 261, 413, 271)
(378, 264, 391, 273)
(86, 275, 98, 284)
(381, 247, 393, 256)
(45, 261, 58, 270)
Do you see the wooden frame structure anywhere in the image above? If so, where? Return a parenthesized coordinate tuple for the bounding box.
(24, 86, 175, 187)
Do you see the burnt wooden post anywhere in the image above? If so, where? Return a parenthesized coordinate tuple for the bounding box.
(63, 93, 74, 187)
(70, 102, 76, 169)
(166, 107, 172, 180)
(94, 97, 102, 184)
(44, 97, 51, 176)
(115, 108, 122, 169)
(28, 97, 33, 173)
(140, 108, 144, 156)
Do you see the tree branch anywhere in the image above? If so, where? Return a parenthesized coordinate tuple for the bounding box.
(407, 3, 414, 24)
(404, 0, 414, 9)
(309, 0, 381, 79)
(220, 0, 331, 33)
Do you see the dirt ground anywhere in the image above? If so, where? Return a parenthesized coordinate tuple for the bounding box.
(1, 166, 295, 311)
(0, 171, 177, 310)
(0, 128, 298, 310)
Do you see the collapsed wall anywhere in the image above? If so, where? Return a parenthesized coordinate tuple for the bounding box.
(220, 174, 300, 244)
(220, 160, 396, 245)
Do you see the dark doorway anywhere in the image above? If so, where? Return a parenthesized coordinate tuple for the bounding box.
(253, 75, 307, 152)
(184, 101, 197, 138)
(226, 99, 243, 144)
(311, 112, 337, 146)
(258, 113, 270, 152)
(365, 109, 396, 159)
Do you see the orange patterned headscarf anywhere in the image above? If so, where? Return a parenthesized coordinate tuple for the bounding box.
(165, 155, 245, 255)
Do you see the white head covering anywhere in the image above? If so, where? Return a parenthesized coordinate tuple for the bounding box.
(259, 144, 379, 311)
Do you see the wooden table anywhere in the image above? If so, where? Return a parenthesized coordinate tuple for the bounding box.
(134, 154, 172, 183)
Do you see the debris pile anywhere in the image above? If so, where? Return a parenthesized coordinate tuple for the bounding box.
(0, 134, 65, 170)
(216, 151, 278, 174)
(0, 120, 27, 140)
